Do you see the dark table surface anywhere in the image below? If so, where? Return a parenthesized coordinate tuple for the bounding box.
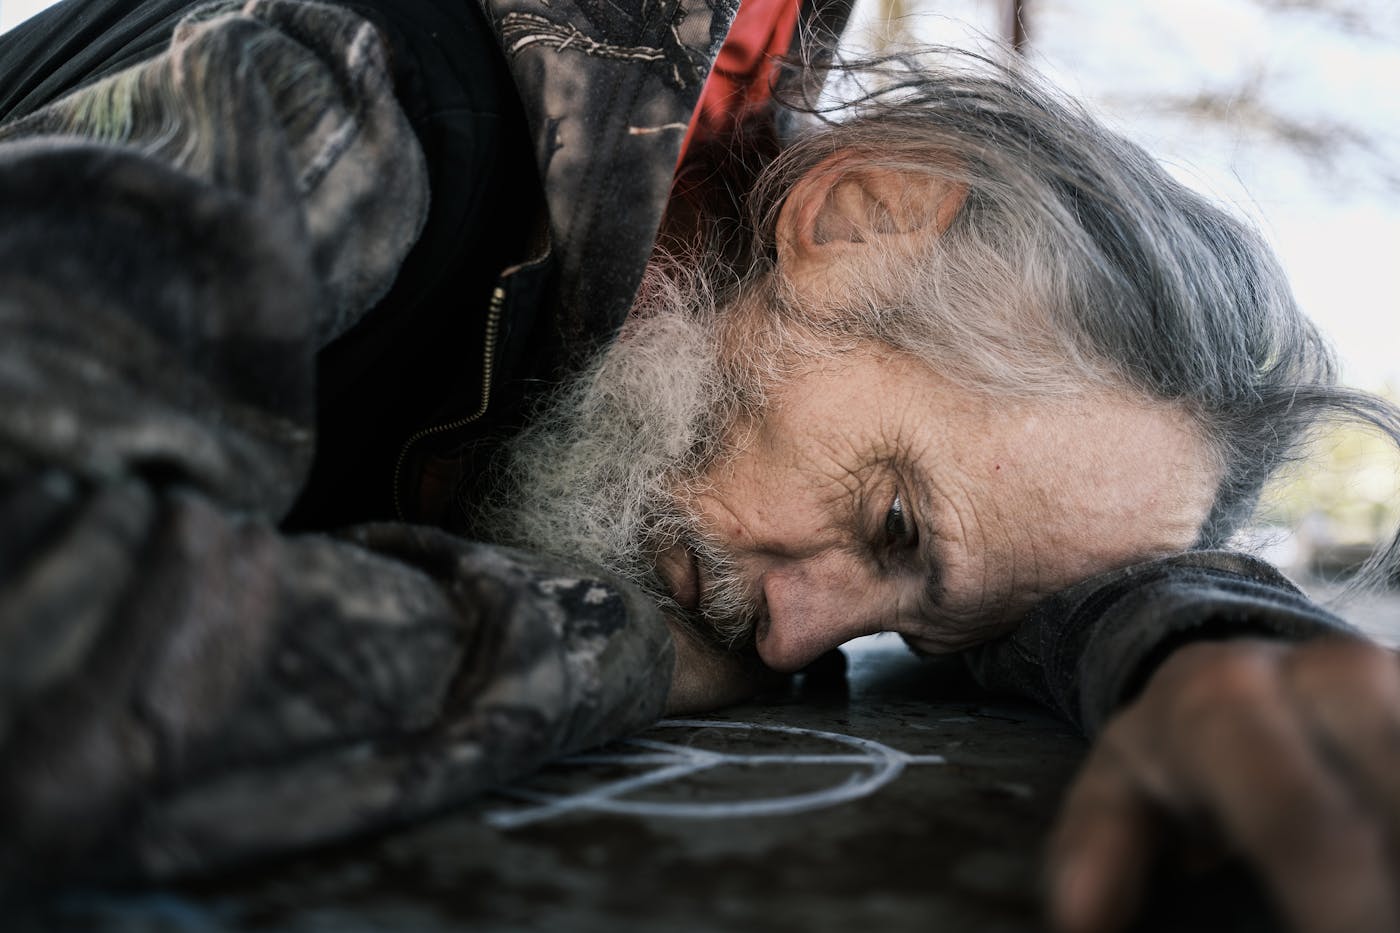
(16, 635, 1288, 933)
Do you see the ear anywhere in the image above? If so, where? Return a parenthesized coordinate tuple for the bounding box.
(775, 154, 967, 290)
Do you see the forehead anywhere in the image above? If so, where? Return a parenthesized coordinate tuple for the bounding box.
(744, 347, 1219, 603)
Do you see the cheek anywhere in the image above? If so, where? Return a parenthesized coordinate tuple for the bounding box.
(688, 451, 781, 546)
(689, 385, 872, 554)
(690, 456, 848, 558)
(691, 488, 763, 546)
(691, 483, 815, 553)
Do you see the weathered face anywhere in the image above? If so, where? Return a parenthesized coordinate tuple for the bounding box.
(654, 345, 1219, 671)
(485, 158, 1221, 669)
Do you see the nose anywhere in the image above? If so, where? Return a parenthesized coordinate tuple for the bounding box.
(754, 557, 877, 672)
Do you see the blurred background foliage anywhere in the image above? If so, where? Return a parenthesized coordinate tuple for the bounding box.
(1257, 388, 1400, 572)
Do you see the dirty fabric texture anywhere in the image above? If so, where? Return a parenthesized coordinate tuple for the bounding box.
(963, 550, 1360, 736)
(0, 0, 672, 884)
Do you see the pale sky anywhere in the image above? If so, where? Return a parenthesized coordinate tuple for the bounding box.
(5, 0, 1399, 387)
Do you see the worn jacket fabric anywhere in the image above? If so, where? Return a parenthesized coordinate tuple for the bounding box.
(962, 550, 1360, 736)
(0, 0, 694, 883)
(0, 0, 1358, 887)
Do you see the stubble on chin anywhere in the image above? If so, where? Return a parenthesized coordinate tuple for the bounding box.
(476, 262, 748, 629)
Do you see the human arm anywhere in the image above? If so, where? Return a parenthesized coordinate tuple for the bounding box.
(0, 0, 672, 883)
(963, 551, 1399, 932)
(1048, 635, 1400, 933)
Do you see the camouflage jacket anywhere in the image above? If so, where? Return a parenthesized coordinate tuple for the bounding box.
(0, 0, 735, 883)
(0, 0, 1353, 889)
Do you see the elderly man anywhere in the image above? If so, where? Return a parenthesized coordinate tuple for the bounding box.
(1, 0, 1397, 930)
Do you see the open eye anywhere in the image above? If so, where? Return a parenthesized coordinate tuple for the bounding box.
(884, 493, 919, 550)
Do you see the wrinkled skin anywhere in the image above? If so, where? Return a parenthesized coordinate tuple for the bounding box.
(658, 160, 1218, 673)
(662, 347, 1216, 671)
(662, 160, 1400, 933)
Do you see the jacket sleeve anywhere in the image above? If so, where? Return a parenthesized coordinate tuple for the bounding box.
(0, 0, 673, 884)
(960, 550, 1362, 737)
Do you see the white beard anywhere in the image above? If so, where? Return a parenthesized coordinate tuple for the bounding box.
(474, 262, 767, 646)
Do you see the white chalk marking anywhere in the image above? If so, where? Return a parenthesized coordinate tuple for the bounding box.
(486, 760, 712, 830)
(484, 719, 945, 829)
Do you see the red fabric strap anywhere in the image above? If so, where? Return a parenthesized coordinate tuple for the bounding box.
(678, 0, 800, 164)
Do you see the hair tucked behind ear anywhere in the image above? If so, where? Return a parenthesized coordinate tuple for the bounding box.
(674, 47, 1400, 590)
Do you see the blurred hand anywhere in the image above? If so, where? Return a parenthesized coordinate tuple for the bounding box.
(1048, 637, 1400, 933)
(664, 619, 784, 714)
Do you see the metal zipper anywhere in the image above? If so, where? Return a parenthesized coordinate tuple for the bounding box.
(392, 283, 505, 521)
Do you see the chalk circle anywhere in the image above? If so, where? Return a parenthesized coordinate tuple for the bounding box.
(485, 719, 944, 829)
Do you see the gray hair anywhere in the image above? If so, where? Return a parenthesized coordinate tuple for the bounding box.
(690, 50, 1400, 584)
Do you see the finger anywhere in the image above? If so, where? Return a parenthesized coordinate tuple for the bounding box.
(1286, 639, 1400, 850)
(1165, 656, 1399, 933)
(1047, 734, 1159, 933)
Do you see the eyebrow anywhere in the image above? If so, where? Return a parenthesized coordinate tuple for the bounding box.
(921, 547, 946, 611)
(910, 460, 946, 611)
